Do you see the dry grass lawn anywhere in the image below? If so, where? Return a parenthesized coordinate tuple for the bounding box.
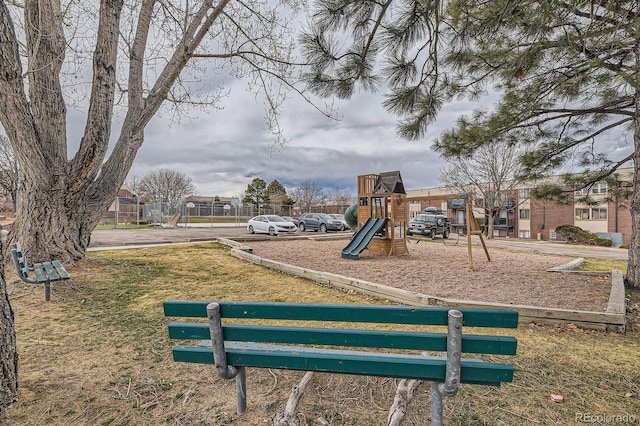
(2, 242, 639, 425)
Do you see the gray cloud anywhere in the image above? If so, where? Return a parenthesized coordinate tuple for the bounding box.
(124, 85, 475, 197)
(65, 73, 633, 200)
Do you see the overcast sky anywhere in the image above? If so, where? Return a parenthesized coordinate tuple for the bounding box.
(52, 65, 639, 202)
(48, 4, 637, 201)
(103, 77, 491, 199)
(0, 3, 635, 204)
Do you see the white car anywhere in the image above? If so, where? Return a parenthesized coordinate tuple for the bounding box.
(329, 214, 349, 231)
(247, 215, 297, 236)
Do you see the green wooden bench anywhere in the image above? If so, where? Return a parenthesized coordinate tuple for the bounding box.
(164, 301, 518, 425)
(10, 242, 70, 301)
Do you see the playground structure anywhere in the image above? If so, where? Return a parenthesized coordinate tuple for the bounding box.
(342, 171, 408, 260)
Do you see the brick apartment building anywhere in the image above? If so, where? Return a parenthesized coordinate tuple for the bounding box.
(406, 167, 633, 246)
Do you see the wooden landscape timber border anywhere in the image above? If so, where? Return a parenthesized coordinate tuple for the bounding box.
(219, 238, 626, 332)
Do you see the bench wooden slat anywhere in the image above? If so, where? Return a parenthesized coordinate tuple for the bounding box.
(52, 260, 71, 279)
(168, 323, 518, 355)
(171, 342, 513, 385)
(42, 262, 61, 281)
(163, 301, 519, 328)
(33, 264, 48, 283)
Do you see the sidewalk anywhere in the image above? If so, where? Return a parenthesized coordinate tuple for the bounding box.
(417, 233, 628, 261)
(474, 236, 628, 260)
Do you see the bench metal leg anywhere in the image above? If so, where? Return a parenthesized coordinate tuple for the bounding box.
(430, 309, 463, 425)
(236, 367, 247, 415)
(44, 280, 51, 301)
(431, 382, 444, 426)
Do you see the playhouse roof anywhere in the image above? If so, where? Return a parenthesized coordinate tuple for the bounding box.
(374, 171, 405, 194)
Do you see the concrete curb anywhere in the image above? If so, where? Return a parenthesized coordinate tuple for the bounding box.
(547, 257, 585, 272)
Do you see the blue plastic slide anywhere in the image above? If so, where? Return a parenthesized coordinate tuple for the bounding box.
(341, 218, 386, 260)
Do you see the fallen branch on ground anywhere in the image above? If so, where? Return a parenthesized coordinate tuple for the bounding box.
(387, 379, 422, 426)
(272, 371, 314, 426)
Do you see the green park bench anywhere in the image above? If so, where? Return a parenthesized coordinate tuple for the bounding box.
(164, 300, 518, 425)
(10, 242, 70, 301)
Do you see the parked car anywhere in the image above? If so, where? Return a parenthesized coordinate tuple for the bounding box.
(282, 216, 298, 226)
(329, 214, 349, 231)
(407, 212, 450, 239)
(247, 215, 297, 236)
(297, 213, 342, 232)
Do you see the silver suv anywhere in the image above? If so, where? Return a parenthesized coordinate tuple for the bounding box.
(407, 213, 450, 239)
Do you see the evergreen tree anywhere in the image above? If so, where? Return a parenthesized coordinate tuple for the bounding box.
(243, 178, 269, 206)
(266, 179, 287, 199)
(266, 179, 294, 205)
(302, 1, 640, 288)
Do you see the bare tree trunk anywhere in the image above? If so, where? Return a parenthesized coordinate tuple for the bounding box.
(272, 372, 314, 426)
(0, 234, 18, 414)
(387, 379, 421, 426)
(10, 175, 98, 263)
(487, 211, 495, 240)
(626, 94, 640, 289)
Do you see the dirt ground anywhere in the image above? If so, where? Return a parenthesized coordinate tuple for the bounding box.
(246, 239, 613, 312)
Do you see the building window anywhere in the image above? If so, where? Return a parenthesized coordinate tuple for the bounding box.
(519, 209, 530, 219)
(575, 208, 590, 219)
(519, 230, 530, 238)
(591, 208, 607, 219)
(575, 181, 608, 195)
(549, 229, 557, 240)
(518, 188, 529, 198)
(494, 229, 507, 237)
(592, 181, 608, 194)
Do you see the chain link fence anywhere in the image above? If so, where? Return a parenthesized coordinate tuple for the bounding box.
(102, 198, 350, 227)
(127, 201, 295, 226)
(100, 197, 142, 226)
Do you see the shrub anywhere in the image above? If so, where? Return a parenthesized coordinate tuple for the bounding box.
(555, 224, 612, 246)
